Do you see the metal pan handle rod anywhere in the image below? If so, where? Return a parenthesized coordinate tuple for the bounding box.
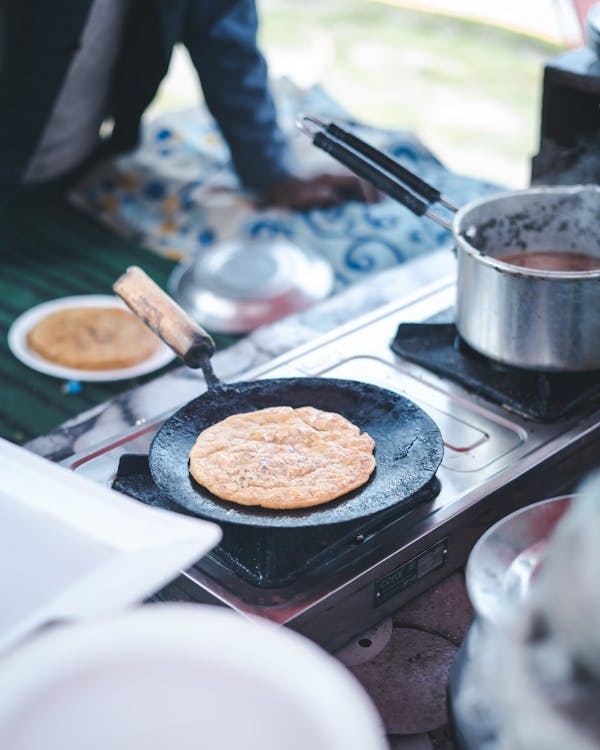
(325, 122, 459, 213)
(113, 266, 220, 386)
(311, 130, 452, 230)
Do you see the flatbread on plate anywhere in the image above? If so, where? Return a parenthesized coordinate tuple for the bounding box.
(26, 307, 159, 370)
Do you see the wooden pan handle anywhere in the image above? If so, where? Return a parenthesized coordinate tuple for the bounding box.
(113, 266, 216, 370)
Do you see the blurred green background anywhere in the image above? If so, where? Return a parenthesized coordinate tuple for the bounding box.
(149, 0, 568, 189)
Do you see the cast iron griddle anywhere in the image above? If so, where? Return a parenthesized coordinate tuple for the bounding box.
(149, 377, 443, 528)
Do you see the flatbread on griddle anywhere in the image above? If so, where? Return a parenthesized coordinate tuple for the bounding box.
(26, 307, 159, 370)
(188, 405, 376, 510)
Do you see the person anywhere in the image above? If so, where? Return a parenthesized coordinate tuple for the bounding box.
(0, 0, 378, 216)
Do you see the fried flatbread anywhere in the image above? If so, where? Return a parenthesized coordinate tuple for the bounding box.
(26, 306, 159, 370)
(188, 405, 376, 510)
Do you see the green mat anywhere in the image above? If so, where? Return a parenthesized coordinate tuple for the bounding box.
(0, 191, 236, 446)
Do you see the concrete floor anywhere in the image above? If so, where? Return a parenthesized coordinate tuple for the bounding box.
(337, 572, 474, 750)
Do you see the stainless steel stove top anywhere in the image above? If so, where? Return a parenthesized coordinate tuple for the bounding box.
(64, 278, 600, 651)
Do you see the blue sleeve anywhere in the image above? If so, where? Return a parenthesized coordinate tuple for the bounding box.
(181, 0, 294, 190)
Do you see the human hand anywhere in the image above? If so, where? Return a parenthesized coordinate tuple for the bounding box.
(260, 173, 381, 210)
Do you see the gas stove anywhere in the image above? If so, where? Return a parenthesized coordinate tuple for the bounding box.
(64, 278, 600, 652)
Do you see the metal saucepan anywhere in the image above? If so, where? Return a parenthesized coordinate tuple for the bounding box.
(454, 186, 600, 372)
(113, 267, 443, 528)
(300, 117, 600, 372)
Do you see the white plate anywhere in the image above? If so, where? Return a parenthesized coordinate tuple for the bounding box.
(0, 604, 387, 750)
(0, 438, 222, 655)
(7, 295, 175, 381)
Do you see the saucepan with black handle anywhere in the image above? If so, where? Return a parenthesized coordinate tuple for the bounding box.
(113, 266, 443, 528)
(298, 115, 600, 373)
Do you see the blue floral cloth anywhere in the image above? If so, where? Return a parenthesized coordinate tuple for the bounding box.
(69, 80, 500, 289)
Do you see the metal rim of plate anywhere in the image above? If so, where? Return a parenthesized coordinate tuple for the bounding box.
(450, 495, 574, 750)
(465, 495, 573, 626)
(168, 239, 334, 334)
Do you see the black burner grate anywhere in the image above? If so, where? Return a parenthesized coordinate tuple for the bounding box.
(113, 454, 439, 589)
(391, 323, 600, 422)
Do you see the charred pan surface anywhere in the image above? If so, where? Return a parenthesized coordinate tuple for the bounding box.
(149, 378, 443, 528)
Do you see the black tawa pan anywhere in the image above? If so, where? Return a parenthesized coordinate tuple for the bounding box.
(114, 267, 444, 528)
(149, 377, 442, 527)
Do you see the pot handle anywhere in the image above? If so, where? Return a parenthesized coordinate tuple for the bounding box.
(113, 266, 220, 385)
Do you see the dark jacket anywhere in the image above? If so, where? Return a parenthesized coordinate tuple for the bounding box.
(0, 0, 292, 212)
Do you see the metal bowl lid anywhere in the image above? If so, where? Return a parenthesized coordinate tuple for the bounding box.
(168, 239, 334, 334)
